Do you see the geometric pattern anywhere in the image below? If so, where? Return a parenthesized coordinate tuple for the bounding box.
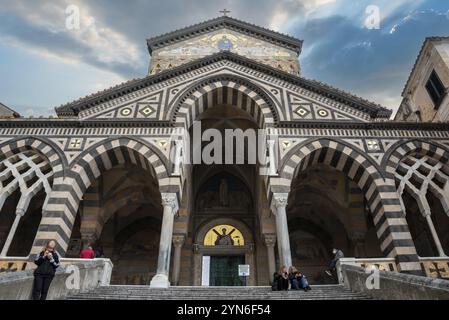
(288, 91, 360, 122)
(30, 138, 178, 255)
(0, 151, 54, 212)
(275, 138, 422, 274)
(395, 153, 449, 216)
(172, 77, 277, 128)
(92, 91, 163, 120)
(0, 58, 447, 278)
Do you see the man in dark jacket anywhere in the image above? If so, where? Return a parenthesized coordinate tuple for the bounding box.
(325, 248, 344, 277)
(33, 240, 60, 300)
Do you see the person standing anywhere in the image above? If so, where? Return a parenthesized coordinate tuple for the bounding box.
(32, 240, 60, 300)
(325, 248, 344, 276)
(79, 244, 95, 259)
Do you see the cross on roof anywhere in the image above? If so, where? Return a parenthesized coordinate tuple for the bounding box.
(219, 9, 231, 16)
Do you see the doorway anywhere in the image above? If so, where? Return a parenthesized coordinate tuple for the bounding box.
(209, 255, 245, 286)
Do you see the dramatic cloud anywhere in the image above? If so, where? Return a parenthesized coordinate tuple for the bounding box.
(0, 0, 448, 115)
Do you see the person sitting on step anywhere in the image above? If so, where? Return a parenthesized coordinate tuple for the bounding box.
(288, 266, 311, 291)
(271, 266, 289, 291)
(325, 248, 344, 277)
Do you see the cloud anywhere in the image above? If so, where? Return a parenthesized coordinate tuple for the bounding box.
(0, 0, 144, 77)
(295, 7, 449, 109)
(0, 0, 447, 115)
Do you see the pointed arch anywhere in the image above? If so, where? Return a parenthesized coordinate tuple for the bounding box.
(273, 138, 422, 274)
(169, 74, 279, 128)
(384, 139, 449, 175)
(30, 137, 178, 256)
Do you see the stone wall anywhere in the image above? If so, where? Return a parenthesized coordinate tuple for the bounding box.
(0, 258, 113, 300)
(341, 264, 449, 300)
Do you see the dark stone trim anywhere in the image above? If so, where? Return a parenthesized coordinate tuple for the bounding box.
(54, 52, 391, 118)
(3, 119, 448, 133)
(0, 119, 172, 128)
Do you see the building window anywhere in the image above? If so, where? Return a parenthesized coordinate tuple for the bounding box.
(425, 70, 446, 109)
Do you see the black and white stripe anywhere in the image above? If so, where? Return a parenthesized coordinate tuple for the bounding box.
(273, 138, 422, 274)
(31, 138, 177, 256)
(385, 140, 449, 177)
(172, 77, 277, 128)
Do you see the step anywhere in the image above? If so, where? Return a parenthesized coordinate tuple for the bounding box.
(66, 285, 371, 300)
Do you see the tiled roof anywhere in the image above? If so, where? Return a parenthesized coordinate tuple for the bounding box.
(55, 51, 391, 119)
(146, 16, 303, 55)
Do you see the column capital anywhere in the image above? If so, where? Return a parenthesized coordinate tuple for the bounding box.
(172, 234, 186, 247)
(263, 233, 277, 247)
(161, 193, 179, 212)
(271, 193, 288, 210)
(15, 208, 26, 217)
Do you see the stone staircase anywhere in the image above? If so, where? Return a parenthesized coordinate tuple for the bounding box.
(66, 284, 371, 300)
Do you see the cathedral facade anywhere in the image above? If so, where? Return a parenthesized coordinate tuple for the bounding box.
(0, 16, 448, 287)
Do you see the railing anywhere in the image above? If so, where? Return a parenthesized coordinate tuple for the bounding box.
(419, 257, 449, 279)
(336, 257, 449, 283)
(0, 258, 114, 300)
(0, 257, 28, 273)
(0, 257, 113, 284)
(336, 258, 397, 284)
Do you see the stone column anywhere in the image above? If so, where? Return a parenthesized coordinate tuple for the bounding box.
(267, 140, 277, 176)
(173, 140, 183, 176)
(171, 234, 185, 286)
(150, 193, 179, 288)
(0, 208, 25, 257)
(271, 193, 292, 268)
(416, 194, 446, 257)
(263, 234, 277, 282)
(424, 213, 446, 257)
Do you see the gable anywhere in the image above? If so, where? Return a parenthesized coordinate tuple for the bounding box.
(149, 28, 300, 75)
(70, 53, 389, 123)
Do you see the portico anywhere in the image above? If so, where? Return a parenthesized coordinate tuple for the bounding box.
(1, 16, 449, 288)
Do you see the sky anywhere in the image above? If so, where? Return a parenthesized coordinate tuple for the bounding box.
(0, 0, 448, 117)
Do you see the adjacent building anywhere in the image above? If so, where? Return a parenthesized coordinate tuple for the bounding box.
(396, 37, 449, 122)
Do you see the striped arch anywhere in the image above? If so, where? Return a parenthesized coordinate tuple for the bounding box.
(0, 137, 65, 182)
(275, 138, 422, 274)
(170, 75, 278, 129)
(31, 138, 177, 256)
(384, 139, 449, 175)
